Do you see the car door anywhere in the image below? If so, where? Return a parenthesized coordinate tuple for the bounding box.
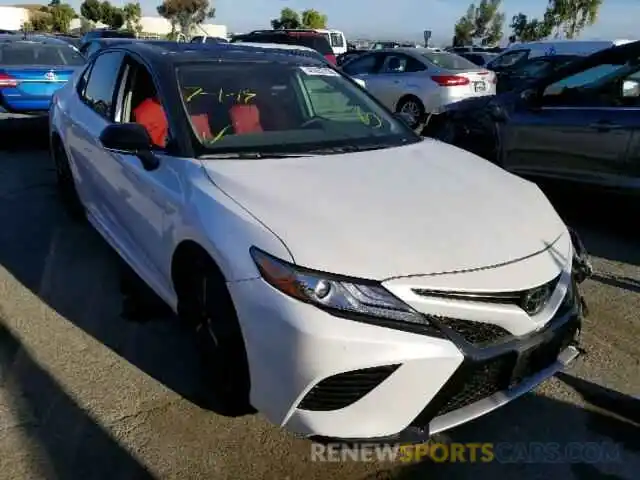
(66, 50, 126, 232)
(102, 56, 178, 285)
(502, 62, 639, 186)
(342, 52, 385, 96)
(372, 53, 428, 109)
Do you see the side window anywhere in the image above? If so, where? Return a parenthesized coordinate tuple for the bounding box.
(543, 64, 624, 96)
(488, 49, 529, 69)
(330, 33, 344, 48)
(122, 60, 169, 149)
(76, 62, 93, 96)
(404, 56, 427, 73)
(542, 62, 640, 107)
(380, 54, 425, 73)
(82, 51, 125, 119)
(342, 54, 379, 75)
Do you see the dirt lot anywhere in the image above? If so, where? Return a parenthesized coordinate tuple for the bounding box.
(0, 116, 638, 480)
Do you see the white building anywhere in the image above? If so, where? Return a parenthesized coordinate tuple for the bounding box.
(69, 15, 226, 40)
(0, 6, 30, 31)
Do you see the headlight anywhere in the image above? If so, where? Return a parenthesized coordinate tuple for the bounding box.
(250, 247, 436, 332)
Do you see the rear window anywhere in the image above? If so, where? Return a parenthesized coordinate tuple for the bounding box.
(421, 51, 479, 70)
(0, 43, 85, 66)
(330, 33, 344, 48)
(284, 33, 333, 55)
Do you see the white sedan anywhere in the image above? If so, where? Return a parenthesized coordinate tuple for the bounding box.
(49, 40, 584, 441)
(342, 48, 497, 127)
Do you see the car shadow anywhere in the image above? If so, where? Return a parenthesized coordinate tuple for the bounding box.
(534, 179, 640, 267)
(0, 144, 239, 416)
(365, 375, 639, 480)
(589, 273, 640, 295)
(0, 318, 155, 479)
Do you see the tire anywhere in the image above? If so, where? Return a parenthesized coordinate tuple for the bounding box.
(52, 140, 85, 221)
(396, 96, 425, 129)
(175, 254, 254, 416)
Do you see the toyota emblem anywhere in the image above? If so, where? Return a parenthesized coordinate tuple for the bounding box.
(45, 71, 56, 81)
(521, 285, 551, 316)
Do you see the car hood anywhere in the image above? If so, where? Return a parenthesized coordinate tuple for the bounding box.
(200, 139, 567, 280)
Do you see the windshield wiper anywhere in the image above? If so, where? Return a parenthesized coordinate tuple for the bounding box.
(198, 152, 312, 160)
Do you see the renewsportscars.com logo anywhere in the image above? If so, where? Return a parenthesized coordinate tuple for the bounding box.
(311, 441, 621, 464)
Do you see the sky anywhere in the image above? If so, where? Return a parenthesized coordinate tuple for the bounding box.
(2, 0, 640, 44)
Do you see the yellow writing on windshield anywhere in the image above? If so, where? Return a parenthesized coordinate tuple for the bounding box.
(185, 87, 204, 103)
(218, 88, 257, 104)
(183, 87, 257, 104)
(354, 106, 382, 128)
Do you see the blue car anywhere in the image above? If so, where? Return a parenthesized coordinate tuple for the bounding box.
(0, 35, 85, 113)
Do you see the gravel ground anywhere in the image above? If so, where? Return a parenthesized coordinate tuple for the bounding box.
(0, 116, 638, 480)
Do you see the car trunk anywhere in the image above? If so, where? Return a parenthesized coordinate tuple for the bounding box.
(0, 66, 76, 110)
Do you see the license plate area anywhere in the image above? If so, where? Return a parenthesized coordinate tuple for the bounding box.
(473, 81, 486, 92)
(510, 320, 580, 387)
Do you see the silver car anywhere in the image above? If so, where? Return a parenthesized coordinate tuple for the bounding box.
(342, 48, 497, 127)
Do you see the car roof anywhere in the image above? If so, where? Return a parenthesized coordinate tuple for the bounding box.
(0, 34, 74, 46)
(234, 42, 317, 53)
(102, 41, 329, 67)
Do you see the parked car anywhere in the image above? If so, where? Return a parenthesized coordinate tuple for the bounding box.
(79, 29, 135, 49)
(459, 51, 498, 67)
(337, 49, 367, 66)
(342, 48, 496, 127)
(487, 39, 632, 74)
(230, 30, 336, 65)
(0, 34, 85, 113)
(495, 54, 580, 93)
(50, 40, 585, 442)
(78, 38, 173, 58)
(423, 40, 640, 194)
(190, 35, 228, 44)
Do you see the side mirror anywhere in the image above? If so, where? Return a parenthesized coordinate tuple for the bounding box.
(99, 123, 160, 171)
(394, 111, 414, 127)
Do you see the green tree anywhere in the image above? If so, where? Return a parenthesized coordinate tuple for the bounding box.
(453, 4, 475, 46)
(157, 0, 215, 36)
(101, 2, 125, 29)
(301, 9, 327, 29)
(271, 7, 301, 29)
(50, 3, 77, 33)
(453, 0, 504, 46)
(80, 0, 103, 23)
(123, 2, 143, 36)
(509, 13, 552, 42)
(545, 0, 603, 38)
(31, 13, 52, 32)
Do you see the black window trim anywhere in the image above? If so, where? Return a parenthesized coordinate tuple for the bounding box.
(342, 52, 383, 75)
(79, 50, 126, 122)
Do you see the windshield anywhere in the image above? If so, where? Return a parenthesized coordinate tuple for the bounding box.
(176, 61, 418, 155)
(0, 43, 85, 66)
(487, 50, 529, 70)
(421, 51, 479, 70)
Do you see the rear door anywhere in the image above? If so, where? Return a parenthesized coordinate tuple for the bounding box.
(374, 53, 428, 109)
(0, 42, 85, 111)
(341, 52, 385, 96)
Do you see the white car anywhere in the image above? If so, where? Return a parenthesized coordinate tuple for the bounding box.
(50, 41, 585, 441)
(342, 48, 497, 128)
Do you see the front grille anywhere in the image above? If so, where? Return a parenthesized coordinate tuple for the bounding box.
(435, 317, 511, 346)
(509, 317, 578, 387)
(412, 275, 561, 316)
(410, 313, 581, 427)
(298, 365, 400, 411)
(410, 354, 515, 426)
